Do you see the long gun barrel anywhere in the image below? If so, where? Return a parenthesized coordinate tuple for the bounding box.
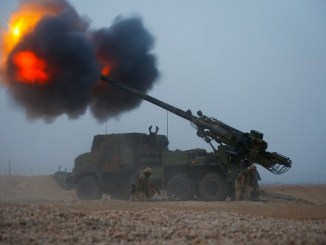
(101, 75, 292, 174)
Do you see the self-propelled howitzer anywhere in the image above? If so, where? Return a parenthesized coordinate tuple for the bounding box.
(101, 75, 292, 175)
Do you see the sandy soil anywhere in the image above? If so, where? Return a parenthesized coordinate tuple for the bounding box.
(0, 176, 326, 244)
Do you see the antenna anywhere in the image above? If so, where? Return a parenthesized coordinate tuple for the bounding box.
(8, 160, 11, 176)
(166, 110, 169, 140)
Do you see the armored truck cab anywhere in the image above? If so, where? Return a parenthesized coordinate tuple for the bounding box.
(73, 132, 168, 200)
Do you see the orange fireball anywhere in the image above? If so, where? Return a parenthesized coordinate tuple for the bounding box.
(13, 51, 49, 84)
(5, 14, 39, 52)
(3, 11, 42, 55)
(1, 3, 60, 61)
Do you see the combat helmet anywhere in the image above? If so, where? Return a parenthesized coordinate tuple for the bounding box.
(143, 167, 153, 175)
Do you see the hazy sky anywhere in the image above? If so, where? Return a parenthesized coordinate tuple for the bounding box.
(0, 0, 325, 184)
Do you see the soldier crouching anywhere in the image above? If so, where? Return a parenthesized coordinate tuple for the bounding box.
(131, 167, 161, 201)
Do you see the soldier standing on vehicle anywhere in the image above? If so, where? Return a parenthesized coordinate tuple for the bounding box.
(131, 167, 161, 201)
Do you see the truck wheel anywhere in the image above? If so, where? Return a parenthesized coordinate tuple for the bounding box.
(199, 173, 228, 201)
(76, 176, 103, 200)
(166, 174, 194, 200)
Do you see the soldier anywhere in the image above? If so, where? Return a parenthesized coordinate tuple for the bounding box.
(235, 164, 259, 201)
(247, 165, 260, 201)
(235, 167, 248, 201)
(131, 167, 161, 201)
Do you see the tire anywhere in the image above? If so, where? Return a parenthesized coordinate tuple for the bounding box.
(199, 173, 228, 201)
(76, 175, 103, 200)
(166, 174, 194, 200)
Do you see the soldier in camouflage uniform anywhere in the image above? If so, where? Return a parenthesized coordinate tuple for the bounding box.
(247, 165, 260, 201)
(235, 164, 259, 201)
(235, 167, 247, 201)
(131, 167, 161, 201)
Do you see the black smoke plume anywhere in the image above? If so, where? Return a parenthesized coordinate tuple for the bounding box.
(90, 16, 159, 121)
(2, 0, 159, 123)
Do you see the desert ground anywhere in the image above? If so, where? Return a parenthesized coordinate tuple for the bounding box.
(0, 176, 325, 244)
